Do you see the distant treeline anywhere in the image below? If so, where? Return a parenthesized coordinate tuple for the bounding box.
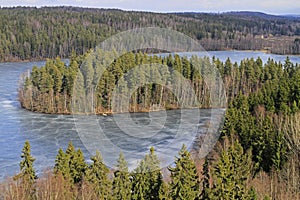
(1, 6, 300, 62)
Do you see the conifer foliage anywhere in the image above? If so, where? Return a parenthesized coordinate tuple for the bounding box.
(112, 152, 131, 200)
(86, 150, 111, 199)
(16, 140, 37, 183)
(169, 144, 200, 200)
(208, 140, 255, 200)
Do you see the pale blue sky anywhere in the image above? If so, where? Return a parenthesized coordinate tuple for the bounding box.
(0, 0, 299, 15)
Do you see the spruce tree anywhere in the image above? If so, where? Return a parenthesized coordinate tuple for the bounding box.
(86, 150, 111, 199)
(131, 147, 163, 200)
(158, 181, 170, 200)
(54, 147, 69, 178)
(65, 142, 77, 183)
(169, 144, 200, 200)
(72, 148, 87, 184)
(14, 140, 37, 198)
(56, 142, 87, 184)
(17, 140, 37, 183)
(131, 159, 148, 200)
(200, 156, 211, 199)
(210, 140, 255, 199)
(112, 152, 131, 200)
(144, 147, 162, 200)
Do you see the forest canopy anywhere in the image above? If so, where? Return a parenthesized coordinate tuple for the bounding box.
(0, 6, 300, 62)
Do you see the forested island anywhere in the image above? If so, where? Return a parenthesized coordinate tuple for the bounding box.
(0, 7, 300, 62)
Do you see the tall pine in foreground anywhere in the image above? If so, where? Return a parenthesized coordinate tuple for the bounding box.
(131, 147, 163, 200)
(169, 144, 200, 200)
(86, 150, 111, 199)
(54, 147, 69, 178)
(14, 140, 37, 198)
(144, 147, 163, 200)
(131, 159, 148, 200)
(209, 140, 256, 199)
(112, 152, 131, 200)
(15, 140, 37, 183)
(53, 142, 87, 184)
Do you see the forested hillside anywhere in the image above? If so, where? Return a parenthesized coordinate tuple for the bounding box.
(1, 6, 300, 62)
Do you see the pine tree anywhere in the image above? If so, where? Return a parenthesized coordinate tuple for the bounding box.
(14, 140, 37, 198)
(16, 140, 37, 183)
(158, 181, 170, 200)
(54, 147, 69, 178)
(200, 156, 211, 199)
(169, 144, 200, 200)
(210, 140, 255, 199)
(131, 159, 148, 200)
(144, 147, 162, 200)
(72, 148, 87, 184)
(112, 152, 131, 200)
(86, 150, 111, 199)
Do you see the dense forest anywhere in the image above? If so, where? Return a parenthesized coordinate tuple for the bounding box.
(19, 51, 225, 114)
(1, 6, 300, 62)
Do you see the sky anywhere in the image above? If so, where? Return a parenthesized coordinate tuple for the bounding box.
(0, 0, 299, 15)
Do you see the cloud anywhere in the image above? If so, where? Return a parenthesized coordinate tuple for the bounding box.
(0, 0, 299, 14)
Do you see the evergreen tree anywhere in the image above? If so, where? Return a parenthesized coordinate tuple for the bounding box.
(54, 147, 69, 178)
(112, 152, 131, 200)
(86, 150, 111, 199)
(131, 147, 163, 200)
(144, 147, 162, 200)
(169, 144, 200, 200)
(14, 140, 37, 198)
(58, 142, 87, 184)
(158, 181, 170, 200)
(200, 156, 211, 199)
(210, 140, 255, 200)
(72, 148, 87, 184)
(16, 140, 37, 183)
(131, 159, 148, 200)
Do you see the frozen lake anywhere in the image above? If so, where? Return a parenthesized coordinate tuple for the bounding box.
(0, 51, 299, 180)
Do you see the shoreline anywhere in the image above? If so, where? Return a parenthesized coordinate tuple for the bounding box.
(20, 105, 226, 116)
(1, 50, 299, 63)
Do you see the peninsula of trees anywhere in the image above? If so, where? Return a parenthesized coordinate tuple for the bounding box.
(19, 50, 300, 115)
(0, 7, 300, 62)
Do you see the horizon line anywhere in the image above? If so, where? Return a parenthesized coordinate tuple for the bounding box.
(0, 5, 298, 16)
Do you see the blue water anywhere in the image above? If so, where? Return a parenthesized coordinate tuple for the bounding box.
(158, 50, 300, 64)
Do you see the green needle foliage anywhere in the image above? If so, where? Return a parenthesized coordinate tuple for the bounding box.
(16, 140, 37, 183)
(54, 147, 69, 178)
(86, 150, 111, 199)
(54, 142, 87, 184)
(112, 152, 131, 200)
(144, 147, 163, 200)
(169, 144, 200, 200)
(209, 140, 255, 200)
